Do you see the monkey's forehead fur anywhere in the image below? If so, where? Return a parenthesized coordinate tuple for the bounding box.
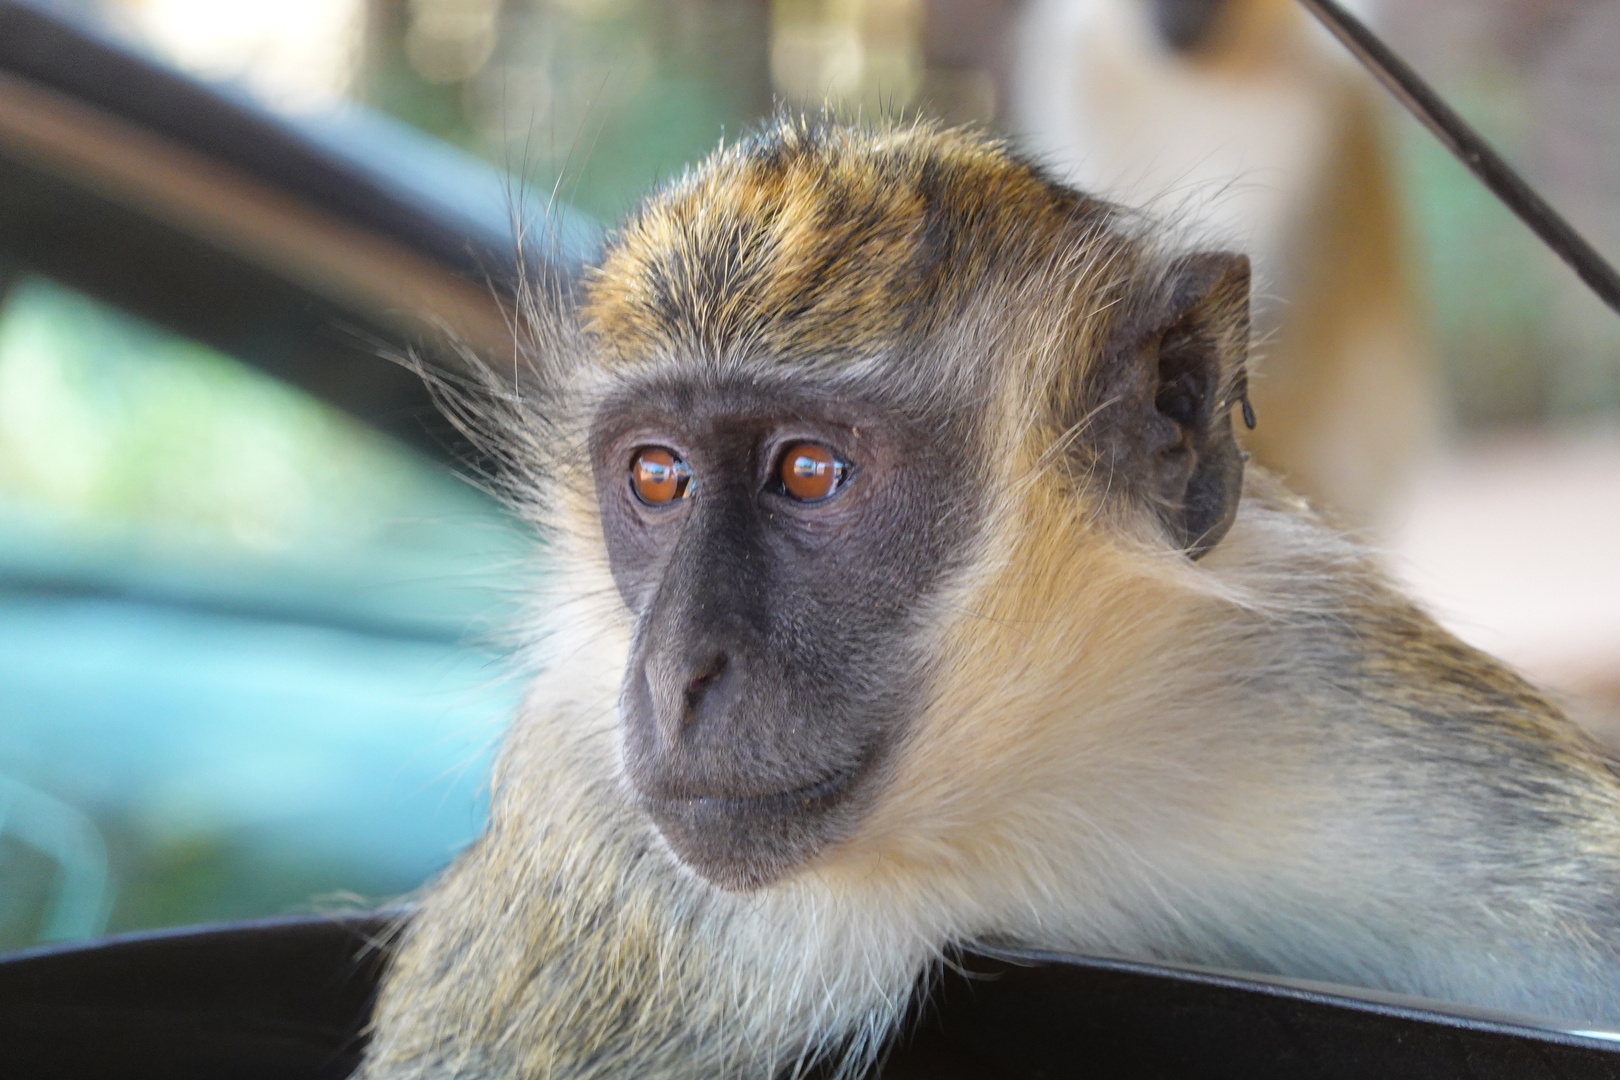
(583, 117, 1149, 388)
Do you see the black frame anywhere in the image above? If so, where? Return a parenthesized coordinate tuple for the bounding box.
(2, 915, 1617, 1080)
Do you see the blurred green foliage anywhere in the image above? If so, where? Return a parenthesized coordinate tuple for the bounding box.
(98, 826, 405, 939)
(1398, 94, 1555, 428)
(1388, 55, 1620, 428)
(359, 0, 770, 224)
(0, 277, 491, 554)
(0, 840, 53, 949)
(0, 824, 410, 953)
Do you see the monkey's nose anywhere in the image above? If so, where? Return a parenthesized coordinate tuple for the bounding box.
(684, 653, 728, 717)
(650, 650, 730, 746)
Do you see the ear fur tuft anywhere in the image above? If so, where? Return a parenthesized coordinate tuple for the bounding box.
(1089, 251, 1251, 558)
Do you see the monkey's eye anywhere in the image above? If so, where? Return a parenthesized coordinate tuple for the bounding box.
(776, 442, 849, 503)
(631, 447, 694, 506)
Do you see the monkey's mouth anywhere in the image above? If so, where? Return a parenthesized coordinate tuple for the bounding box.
(686, 764, 859, 815)
(639, 756, 875, 892)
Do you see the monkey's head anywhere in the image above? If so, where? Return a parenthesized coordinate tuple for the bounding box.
(1149, 0, 1229, 53)
(560, 119, 1250, 893)
(1145, 0, 1302, 59)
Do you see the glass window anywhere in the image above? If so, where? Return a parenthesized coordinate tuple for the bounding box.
(0, 275, 526, 949)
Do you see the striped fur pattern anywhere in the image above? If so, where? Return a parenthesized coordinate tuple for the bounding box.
(360, 118, 1620, 1079)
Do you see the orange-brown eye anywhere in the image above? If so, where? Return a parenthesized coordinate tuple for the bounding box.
(631, 447, 693, 505)
(778, 442, 848, 502)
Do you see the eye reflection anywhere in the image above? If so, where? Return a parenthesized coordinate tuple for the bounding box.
(779, 443, 849, 502)
(631, 447, 693, 505)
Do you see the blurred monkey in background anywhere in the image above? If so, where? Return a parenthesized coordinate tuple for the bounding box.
(1008, 0, 1437, 527)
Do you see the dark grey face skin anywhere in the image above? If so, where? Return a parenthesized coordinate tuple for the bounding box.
(591, 374, 980, 892)
(587, 255, 1248, 894)
(1150, 0, 1229, 52)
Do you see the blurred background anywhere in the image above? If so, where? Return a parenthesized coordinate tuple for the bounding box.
(0, 0, 1616, 953)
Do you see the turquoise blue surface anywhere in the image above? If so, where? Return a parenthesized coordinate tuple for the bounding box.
(0, 594, 515, 876)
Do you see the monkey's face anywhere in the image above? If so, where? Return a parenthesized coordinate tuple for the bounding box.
(591, 374, 980, 892)
(574, 119, 1252, 893)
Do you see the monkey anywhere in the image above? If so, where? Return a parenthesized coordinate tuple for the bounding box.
(1007, 0, 1438, 528)
(358, 117, 1620, 1080)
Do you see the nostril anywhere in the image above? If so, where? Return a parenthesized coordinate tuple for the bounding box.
(683, 653, 728, 717)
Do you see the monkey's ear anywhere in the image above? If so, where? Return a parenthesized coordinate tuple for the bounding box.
(1093, 252, 1250, 558)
